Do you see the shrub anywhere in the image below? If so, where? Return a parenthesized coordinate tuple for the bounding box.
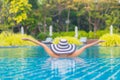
(0, 31, 36, 46)
(79, 30, 88, 39)
(52, 36, 82, 45)
(88, 30, 109, 39)
(96, 30, 108, 39)
(52, 31, 88, 39)
(37, 32, 48, 40)
(88, 31, 94, 39)
(61, 32, 75, 37)
(99, 34, 120, 47)
(52, 31, 75, 38)
(52, 32, 60, 38)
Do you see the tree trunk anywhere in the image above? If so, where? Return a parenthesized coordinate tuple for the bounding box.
(77, 17, 80, 29)
(43, 16, 47, 33)
(66, 8, 70, 32)
(93, 23, 97, 38)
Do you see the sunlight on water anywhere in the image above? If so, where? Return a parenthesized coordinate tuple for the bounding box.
(0, 46, 48, 58)
(0, 46, 120, 79)
(0, 46, 120, 58)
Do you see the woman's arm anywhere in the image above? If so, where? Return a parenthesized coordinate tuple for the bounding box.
(22, 38, 59, 58)
(69, 40, 105, 57)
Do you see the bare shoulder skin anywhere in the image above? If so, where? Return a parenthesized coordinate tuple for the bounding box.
(22, 38, 104, 58)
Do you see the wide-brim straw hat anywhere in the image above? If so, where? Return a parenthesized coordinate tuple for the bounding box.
(50, 39, 76, 54)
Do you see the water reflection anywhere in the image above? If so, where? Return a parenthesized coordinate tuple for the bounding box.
(0, 57, 120, 79)
(0, 46, 48, 58)
(0, 46, 120, 58)
(79, 46, 120, 58)
(80, 46, 99, 58)
(47, 57, 86, 77)
(99, 47, 120, 58)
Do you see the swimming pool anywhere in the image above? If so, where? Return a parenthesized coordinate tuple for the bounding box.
(0, 46, 120, 80)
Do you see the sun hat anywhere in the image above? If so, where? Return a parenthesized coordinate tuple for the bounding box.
(50, 39, 76, 54)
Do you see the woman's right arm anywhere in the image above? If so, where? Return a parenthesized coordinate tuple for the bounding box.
(22, 38, 59, 58)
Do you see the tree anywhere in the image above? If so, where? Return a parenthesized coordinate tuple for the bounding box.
(74, 0, 120, 37)
(0, 0, 32, 31)
(104, 1, 120, 29)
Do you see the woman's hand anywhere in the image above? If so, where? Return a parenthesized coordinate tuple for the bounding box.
(98, 40, 105, 43)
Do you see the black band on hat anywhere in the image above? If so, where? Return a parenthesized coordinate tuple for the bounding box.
(50, 39, 76, 54)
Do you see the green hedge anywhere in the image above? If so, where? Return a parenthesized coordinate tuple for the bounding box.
(35, 30, 118, 42)
(51, 30, 109, 39)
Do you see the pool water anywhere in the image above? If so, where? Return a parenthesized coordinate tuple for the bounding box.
(0, 46, 120, 80)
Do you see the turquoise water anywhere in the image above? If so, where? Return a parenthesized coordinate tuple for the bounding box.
(0, 46, 120, 80)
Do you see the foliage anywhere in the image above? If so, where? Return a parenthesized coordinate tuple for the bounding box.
(95, 30, 109, 38)
(1, 0, 120, 36)
(0, 24, 10, 30)
(99, 34, 120, 47)
(88, 30, 109, 39)
(79, 30, 88, 38)
(53, 36, 82, 45)
(36, 32, 48, 41)
(52, 30, 110, 40)
(52, 31, 88, 39)
(0, 31, 36, 46)
(88, 31, 94, 39)
(104, 0, 120, 28)
(52, 31, 75, 38)
(0, 0, 32, 29)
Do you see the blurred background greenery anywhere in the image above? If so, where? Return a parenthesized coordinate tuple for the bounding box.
(0, 0, 120, 40)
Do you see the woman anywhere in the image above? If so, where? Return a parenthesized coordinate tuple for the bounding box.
(22, 38, 104, 58)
